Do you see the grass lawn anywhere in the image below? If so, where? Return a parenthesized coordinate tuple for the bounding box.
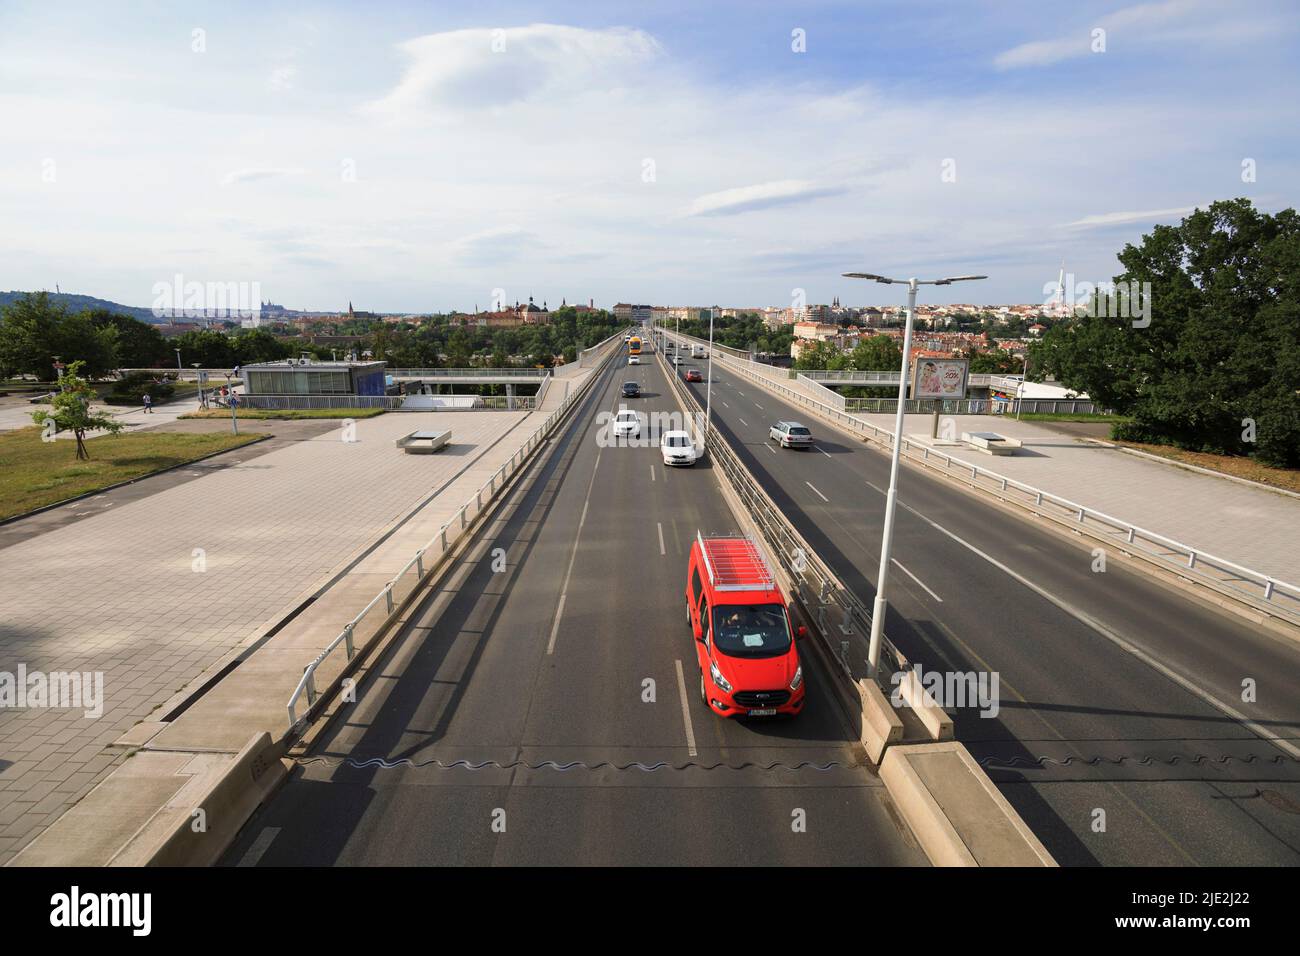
(177, 407, 386, 420)
(0, 426, 262, 520)
(1112, 441, 1300, 494)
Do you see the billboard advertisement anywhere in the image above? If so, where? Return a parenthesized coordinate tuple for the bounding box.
(911, 358, 968, 400)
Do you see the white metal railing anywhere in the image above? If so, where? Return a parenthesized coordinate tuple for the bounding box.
(712, 351, 1300, 627)
(803, 369, 995, 388)
(388, 368, 550, 379)
(796, 373, 847, 411)
(284, 334, 623, 729)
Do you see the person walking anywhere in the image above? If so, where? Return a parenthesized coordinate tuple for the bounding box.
(142, 392, 153, 414)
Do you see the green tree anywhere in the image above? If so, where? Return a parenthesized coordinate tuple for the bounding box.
(1035, 199, 1300, 466)
(848, 335, 902, 371)
(89, 310, 168, 369)
(31, 360, 125, 460)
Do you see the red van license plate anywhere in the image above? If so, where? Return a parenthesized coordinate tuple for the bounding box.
(748, 708, 778, 716)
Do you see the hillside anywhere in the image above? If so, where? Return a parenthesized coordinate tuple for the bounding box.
(0, 290, 158, 323)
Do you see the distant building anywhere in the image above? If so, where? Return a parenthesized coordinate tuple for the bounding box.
(242, 358, 387, 397)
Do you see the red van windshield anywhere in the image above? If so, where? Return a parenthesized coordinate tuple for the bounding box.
(711, 604, 791, 657)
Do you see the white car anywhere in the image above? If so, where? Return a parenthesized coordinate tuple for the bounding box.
(661, 430, 697, 466)
(628, 355, 640, 365)
(612, 409, 641, 438)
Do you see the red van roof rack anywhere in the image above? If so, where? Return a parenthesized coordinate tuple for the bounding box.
(697, 532, 775, 592)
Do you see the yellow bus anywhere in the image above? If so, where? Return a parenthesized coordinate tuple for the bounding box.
(628, 336, 642, 355)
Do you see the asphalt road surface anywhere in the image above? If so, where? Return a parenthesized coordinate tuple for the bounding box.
(221, 353, 925, 866)
(675, 350, 1300, 866)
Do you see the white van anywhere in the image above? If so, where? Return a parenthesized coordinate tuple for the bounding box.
(691, 344, 707, 359)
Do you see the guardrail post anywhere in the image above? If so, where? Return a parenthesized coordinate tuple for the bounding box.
(1077, 507, 1085, 522)
(1187, 551, 1197, 569)
(343, 622, 355, 659)
(385, 584, 394, 613)
(304, 666, 318, 706)
(1264, 579, 1275, 600)
(416, 550, 425, 577)
(1127, 527, 1135, 543)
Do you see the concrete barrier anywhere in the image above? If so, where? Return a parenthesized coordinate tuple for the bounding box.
(895, 668, 955, 741)
(115, 733, 288, 867)
(880, 742, 1056, 866)
(857, 678, 904, 764)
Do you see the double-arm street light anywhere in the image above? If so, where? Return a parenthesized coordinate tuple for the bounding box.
(842, 271, 988, 678)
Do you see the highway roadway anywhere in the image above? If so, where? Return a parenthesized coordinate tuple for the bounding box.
(221, 351, 926, 866)
(671, 342, 1300, 866)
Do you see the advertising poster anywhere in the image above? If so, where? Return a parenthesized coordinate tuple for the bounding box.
(911, 357, 968, 400)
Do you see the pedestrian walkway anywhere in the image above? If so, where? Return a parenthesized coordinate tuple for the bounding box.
(0, 405, 533, 862)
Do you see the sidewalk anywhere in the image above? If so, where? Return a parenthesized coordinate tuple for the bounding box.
(854, 410, 1300, 585)
(3, 351, 613, 865)
(0, 404, 537, 862)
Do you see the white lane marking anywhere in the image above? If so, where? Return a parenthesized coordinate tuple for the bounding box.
(754, 403, 764, 410)
(657, 521, 666, 556)
(722, 401, 730, 408)
(738, 417, 749, 427)
(868, 480, 1300, 762)
(674, 659, 699, 757)
(805, 481, 830, 503)
(548, 449, 602, 655)
(651, 463, 656, 482)
(237, 827, 281, 867)
(765, 444, 777, 454)
(819, 447, 832, 459)
(891, 558, 943, 603)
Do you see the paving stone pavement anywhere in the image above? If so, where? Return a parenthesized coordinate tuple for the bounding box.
(0, 408, 531, 862)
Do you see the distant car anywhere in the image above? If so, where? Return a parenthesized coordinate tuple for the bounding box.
(621, 381, 641, 398)
(612, 409, 640, 438)
(684, 368, 703, 383)
(769, 421, 813, 449)
(661, 430, 697, 466)
(628, 355, 640, 365)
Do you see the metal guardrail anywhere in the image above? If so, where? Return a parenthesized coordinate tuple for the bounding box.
(388, 368, 550, 379)
(285, 335, 623, 729)
(712, 351, 1300, 627)
(796, 373, 847, 411)
(655, 347, 909, 689)
(803, 369, 996, 388)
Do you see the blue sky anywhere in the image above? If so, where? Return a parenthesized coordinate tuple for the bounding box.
(1, 0, 1296, 312)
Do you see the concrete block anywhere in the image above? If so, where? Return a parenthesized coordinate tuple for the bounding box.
(880, 742, 1055, 867)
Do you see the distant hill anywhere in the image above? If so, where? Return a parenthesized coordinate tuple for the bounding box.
(0, 291, 159, 323)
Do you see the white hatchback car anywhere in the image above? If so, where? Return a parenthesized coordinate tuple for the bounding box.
(612, 409, 641, 439)
(628, 355, 640, 365)
(661, 430, 697, 466)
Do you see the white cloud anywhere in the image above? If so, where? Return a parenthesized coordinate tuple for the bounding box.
(995, 0, 1201, 69)
(220, 167, 306, 186)
(685, 180, 846, 218)
(368, 23, 662, 117)
(1062, 206, 1200, 228)
(269, 65, 297, 90)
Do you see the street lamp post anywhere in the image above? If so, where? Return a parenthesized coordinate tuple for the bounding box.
(704, 310, 714, 445)
(843, 271, 987, 678)
(1016, 348, 1031, 420)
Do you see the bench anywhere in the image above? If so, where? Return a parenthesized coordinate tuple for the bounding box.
(961, 431, 1023, 456)
(395, 429, 451, 454)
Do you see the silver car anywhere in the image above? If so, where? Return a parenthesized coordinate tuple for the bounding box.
(769, 421, 813, 449)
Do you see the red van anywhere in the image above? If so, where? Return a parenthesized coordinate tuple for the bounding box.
(686, 532, 806, 717)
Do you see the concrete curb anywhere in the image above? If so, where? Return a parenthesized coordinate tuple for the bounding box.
(880, 742, 1056, 867)
(1109, 443, 1300, 501)
(111, 733, 288, 867)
